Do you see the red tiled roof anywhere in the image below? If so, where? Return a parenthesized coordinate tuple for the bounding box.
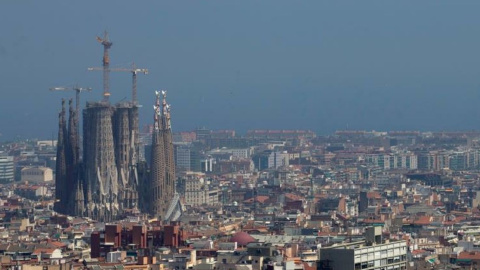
(413, 216, 432, 226)
(244, 196, 270, 204)
(285, 193, 303, 201)
(411, 249, 427, 255)
(229, 232, 256, 246)
(458, 251, 480, 260)
(367, 192, 382, 199)
(48, 241, 66, 248)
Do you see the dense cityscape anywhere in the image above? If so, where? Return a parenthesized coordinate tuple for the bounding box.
(5, 113, 480, 270)
(3, 2, 480, 270)
(3, 30, 480, 268)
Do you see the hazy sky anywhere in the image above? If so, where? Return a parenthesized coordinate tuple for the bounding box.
(1, 1, 480, 140)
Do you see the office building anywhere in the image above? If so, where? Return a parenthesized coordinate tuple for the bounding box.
(318, 227, 407, 270)
(0, 156, 14, 183)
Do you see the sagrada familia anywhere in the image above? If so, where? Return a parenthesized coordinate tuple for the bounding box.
(54, 90, 179, 222)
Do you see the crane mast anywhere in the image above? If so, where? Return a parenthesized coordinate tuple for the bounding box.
(130, 62, 149, 106)
(96, 31, 113, 102)
(49, 85, 92, 116)
(88, 62, 148, 106)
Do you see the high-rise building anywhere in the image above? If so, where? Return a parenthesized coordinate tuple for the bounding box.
(174, 142, 203, 172)
(268, 151, 289, 169)
(174, 143, 192, 171)
(0, 156, 14, 183)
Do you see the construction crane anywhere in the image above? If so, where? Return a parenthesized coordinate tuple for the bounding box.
(95, 31, 113, 102)
(49, 85, 92, 115)
(88, 62, 148, 106)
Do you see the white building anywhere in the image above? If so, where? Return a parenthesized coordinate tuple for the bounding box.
(207, 148, 252, 160)
(319, 227, 407, 270)
(268, 151, 289, 169)
(364, 153, 417, 170)
(0, 156, 14, 182)
(231, 148, 252, 159)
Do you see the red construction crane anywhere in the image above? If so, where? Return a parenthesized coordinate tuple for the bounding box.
(95, 31, 113, 102)
(88, 62, 148, 106)
(49, 85, 93, 115)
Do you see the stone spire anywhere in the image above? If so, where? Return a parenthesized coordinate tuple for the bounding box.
(83, 102, 119, 221)
(144, 90, 177, 219)
(73, 178, 85, 216)
(66, 99, 78, 213)
(148, 91, 166, 217)
(67, 99, 79, 166)
(162, 92, 176, 216)
(54, 99, 68, 214)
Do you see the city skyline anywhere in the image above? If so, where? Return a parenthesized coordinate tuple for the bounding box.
(2, 1, 480, 140)
(3, 3, 480, 267)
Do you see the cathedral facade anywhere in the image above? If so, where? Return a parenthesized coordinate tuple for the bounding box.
(54, 92, 176, 222)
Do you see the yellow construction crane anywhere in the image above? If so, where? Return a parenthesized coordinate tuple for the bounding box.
(49, 85, 92, 115)
(88, 62, 148, 106)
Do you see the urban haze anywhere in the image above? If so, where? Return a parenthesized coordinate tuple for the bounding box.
(1, 1, 480, 270)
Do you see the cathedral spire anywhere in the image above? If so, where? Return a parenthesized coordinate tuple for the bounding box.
(153, 90, 162, 130)
(148, 91, 166, 217)
(161, 90, 168, 130)
(54, 99, 68, 214)
(66, 99, 80, 214)
(166, 104, 172, 130)
(67, 98, 79, 164)
(74, 177, 85, 216)
(162, 91, 175, 221)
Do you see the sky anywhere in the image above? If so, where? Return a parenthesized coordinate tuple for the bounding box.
(1, 1, 480, 141)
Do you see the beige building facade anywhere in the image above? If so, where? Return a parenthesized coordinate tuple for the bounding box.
(21, 167, 53, 182)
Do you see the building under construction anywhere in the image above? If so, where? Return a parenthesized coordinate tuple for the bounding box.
(54, 33, 179, 222)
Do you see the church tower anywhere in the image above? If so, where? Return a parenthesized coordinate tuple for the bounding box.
(147, 91, 176, 218)
(54, 99, 68, 214)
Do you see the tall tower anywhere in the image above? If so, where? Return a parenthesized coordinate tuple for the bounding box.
(126, 105, 140, 209)
(54, 99, 68, 214)
(162, 91, 176, 214)
(148, 91, 166, 216)
(53, 32, 158, 221)
(83, 102, 119, 221)
(66, 99, 79, 213)
(146, 90, 176, 219)
(112, 102, 139, 210)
